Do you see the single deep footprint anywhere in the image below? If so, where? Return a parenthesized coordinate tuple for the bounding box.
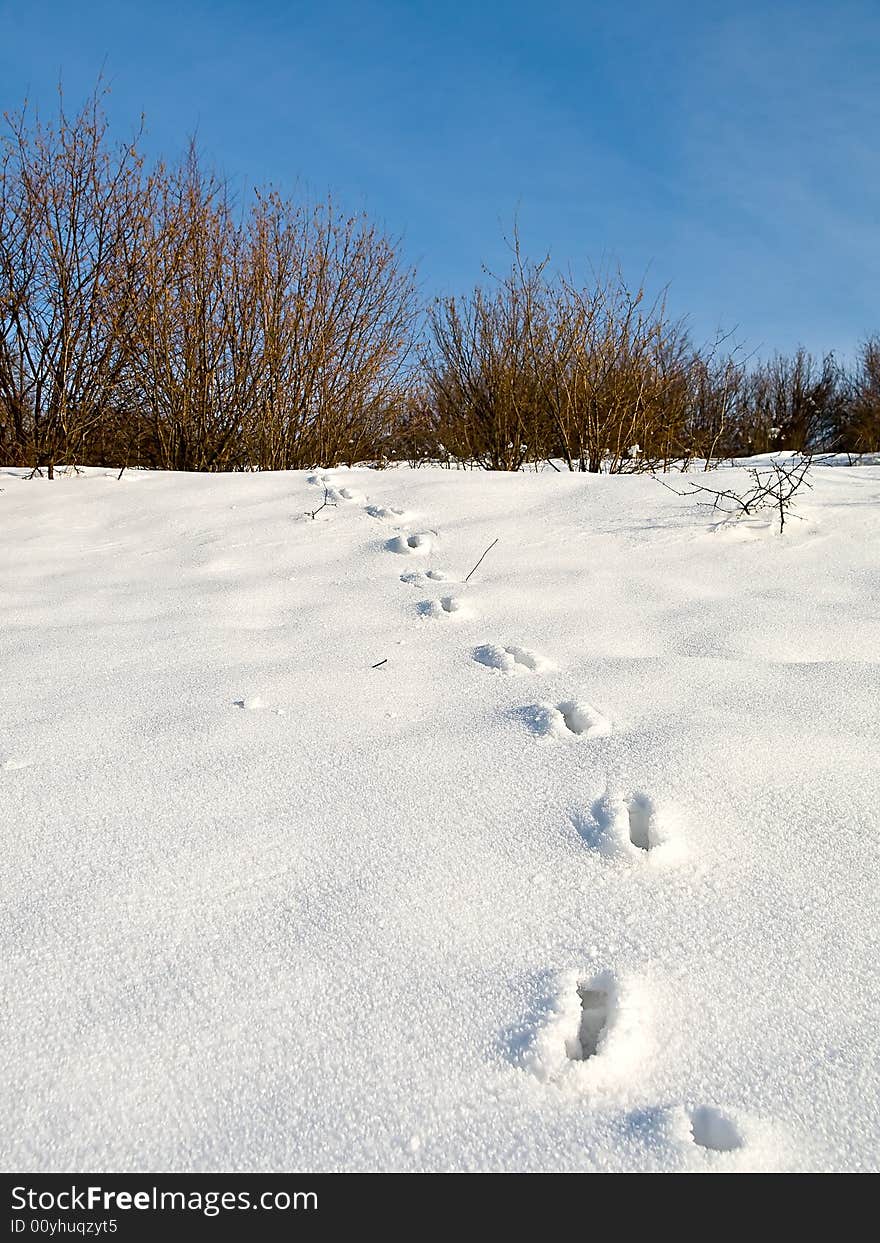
(474, 644, 551, 674)
(689, 1106, 744, 1153)
(533, 700, 611, 739)
(388, 532, 433, 556)
(525, 969, 645, 1085)
(626, 793, 658, 852)
(570, 984, 611, 1061)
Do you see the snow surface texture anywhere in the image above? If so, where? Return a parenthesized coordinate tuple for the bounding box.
(1, 462, 879, 1172)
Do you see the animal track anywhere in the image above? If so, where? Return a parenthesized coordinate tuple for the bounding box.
(689, 1106, 744, 1153)
(626, 793, 658, 851)
(533, 700, 611, 739)
(473, 644, 551, 674)
(524, 968, 645, 1085)
(419, 594, 471, 619)
(560, 702, 609, 736)
(400, 569, 447, 585)
(387, 532, 433, 556)
(234, 695, 265, 710)
(306, 474, 363, 503)
(578, 790, 673, 859)
(366, 504, 409, 521)
(569, 984, 610, 1061)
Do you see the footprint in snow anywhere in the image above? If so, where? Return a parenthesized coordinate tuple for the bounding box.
(688, 1106, 744, 1153)
(473, 644, 552, 674)
(387, 532, 433, 555)
(327, 485, 364, 503)
(626, 792, 659, 852)
(234, 695, 266, 710)
(523, 968, 645, 1085)
(307, 474, 364, 502)
(400, 569, 447, 585)
(418, 595, 472, 619)
(530, 700, 611, 739)
(366, 504, 410, 521)
(620, 1104, 753, 1163)
(577, 789, 675, 859)
(570, 983, 611, 1062)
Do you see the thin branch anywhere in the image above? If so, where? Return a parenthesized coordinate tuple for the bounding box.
(307, 484, 336, 519)
(655, 454, 813, 533)
(464, 537, 499, 582)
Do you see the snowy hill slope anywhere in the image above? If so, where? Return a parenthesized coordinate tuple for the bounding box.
(1, 463, 879, 1172)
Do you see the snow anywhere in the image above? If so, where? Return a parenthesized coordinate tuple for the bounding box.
(1, 460, 879, 1173)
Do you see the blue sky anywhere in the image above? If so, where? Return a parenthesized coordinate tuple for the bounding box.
(1, 0, 877, 358)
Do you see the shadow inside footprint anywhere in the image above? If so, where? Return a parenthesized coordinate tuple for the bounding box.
(570, 985, 610, 1061)
(234, 696, 265, 711)
(419, 595, 464, 617)
(366, 504, 406, 520)
(690, 1106, 744, 1153)
(401, 568, 447, 586)
(474, 643, 544, 673)
(559, 702, 600, 735)
(388, 533, 432, 555)
(628, 793, 658, 851)
(576, 789, 670, 860)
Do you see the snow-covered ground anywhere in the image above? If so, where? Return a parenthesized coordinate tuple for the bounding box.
(1, 461, 878, 1172)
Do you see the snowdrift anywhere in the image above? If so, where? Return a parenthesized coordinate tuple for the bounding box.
(1, 462, 878, 1171)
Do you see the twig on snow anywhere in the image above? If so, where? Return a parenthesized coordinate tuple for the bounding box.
(464, 538, 499, 583)
(307, 485, 336, 520)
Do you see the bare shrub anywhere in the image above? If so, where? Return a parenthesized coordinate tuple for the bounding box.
(424, 253, 550, 471)
(0, 86, 148, 475)
(658, 453, 814, 533)
(125, 145, 256, 472)
(558, 277, 697, 473)
(732, 350, 848, 456)
(2, 87, 877, 478)
(243, 192, 416, 470)
(0, 87, 416, 476)
(842, 336, 880, 454)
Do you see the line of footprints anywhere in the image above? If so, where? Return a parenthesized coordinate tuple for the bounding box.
(308, 474, 752, 1162)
